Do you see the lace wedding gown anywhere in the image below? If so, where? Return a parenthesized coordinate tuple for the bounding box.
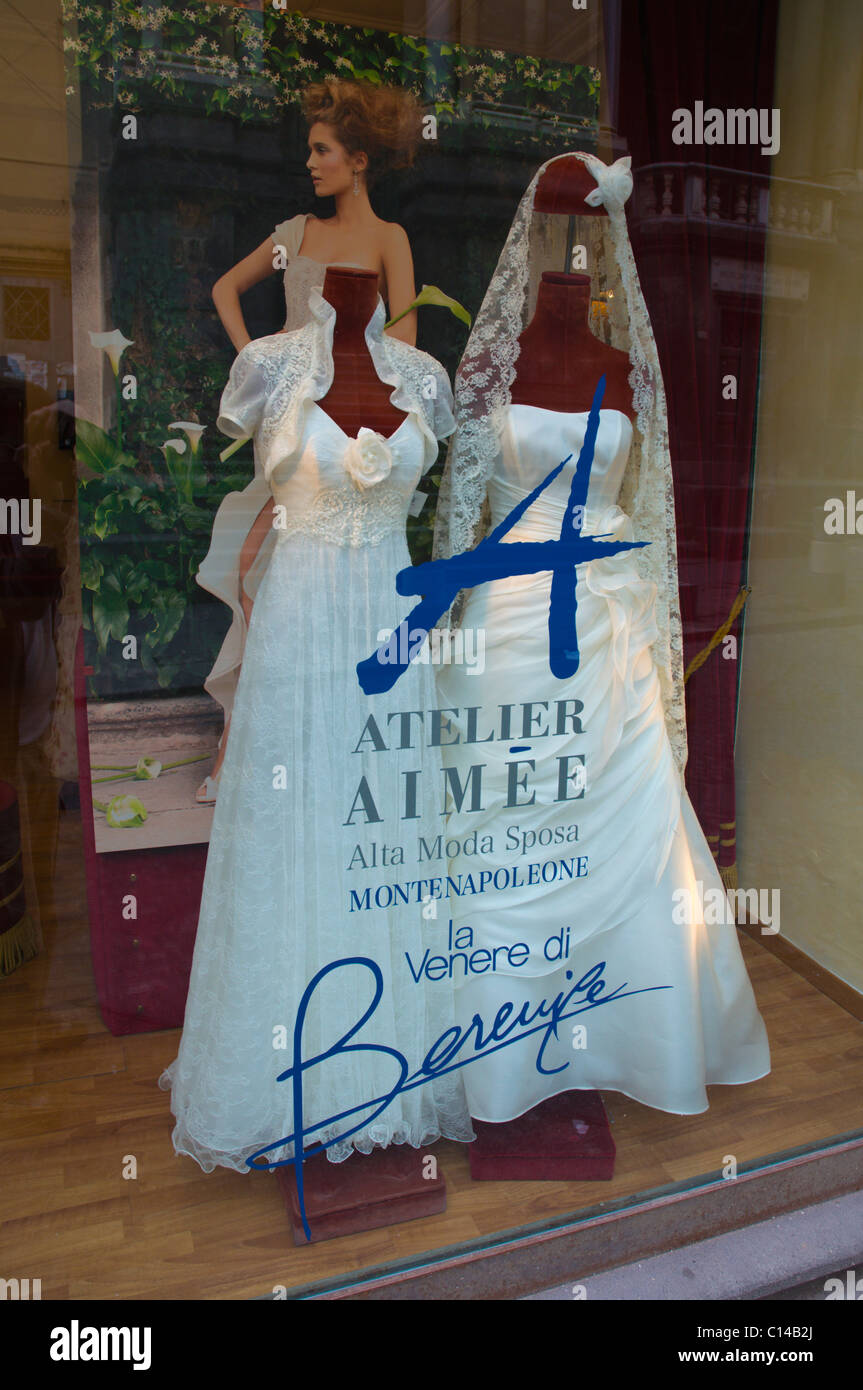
(160, 293, 474, 1169)
(435, 404, 771, 1121)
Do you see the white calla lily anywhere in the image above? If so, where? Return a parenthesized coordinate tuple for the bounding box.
(220, 435, 250, 462)
(104, 794, 147, 829)
(169, 421, 206, 454)
(89, 328, 134, 375)
(161, 438, 187, 457)
(135, 756, 162, 780)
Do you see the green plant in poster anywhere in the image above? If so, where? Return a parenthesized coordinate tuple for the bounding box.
(76, 367, 250, 696)
(61, 0, 598, 137)
(78, 415, 203, 684)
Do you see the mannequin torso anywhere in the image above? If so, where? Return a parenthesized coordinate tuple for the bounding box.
(511, 155, 634, 418)
(511, 273, 634, 417)
(316, 266, 408, 437)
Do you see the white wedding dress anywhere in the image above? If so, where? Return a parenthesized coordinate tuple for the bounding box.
(435, 404, 771, 1120)
(160, 298, 474, 1169)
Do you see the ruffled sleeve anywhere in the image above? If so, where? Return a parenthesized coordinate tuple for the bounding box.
(271, 214, 307, 260)
(216, 350, 269, 439)
(430, 366, 456, 442)
(415, 364, 456, 476)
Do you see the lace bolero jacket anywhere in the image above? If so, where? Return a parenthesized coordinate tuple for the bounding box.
(217, 285, 456, 484)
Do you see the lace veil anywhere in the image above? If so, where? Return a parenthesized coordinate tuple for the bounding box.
(432, 150, 687, 775)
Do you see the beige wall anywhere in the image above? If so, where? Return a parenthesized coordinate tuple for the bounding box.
(736, 0, 863, 989)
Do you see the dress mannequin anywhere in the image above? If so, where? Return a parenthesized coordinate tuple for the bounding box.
(435, 150, 768, 1180)
(467, 156, 633, 1181)
(165, 259, 474, 1241)
(272, 266, 449, 1240)
(511, 273, 634, 417)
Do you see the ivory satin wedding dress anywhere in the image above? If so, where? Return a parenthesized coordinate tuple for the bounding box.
(435, 403, 771, 1121)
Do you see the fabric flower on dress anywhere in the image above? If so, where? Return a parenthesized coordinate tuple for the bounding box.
(342, 427, 393, 492)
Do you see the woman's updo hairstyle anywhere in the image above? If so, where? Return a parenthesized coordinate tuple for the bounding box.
(302, 78, 424, 187)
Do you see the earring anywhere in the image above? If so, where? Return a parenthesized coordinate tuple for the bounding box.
(353, 170, 359, 197)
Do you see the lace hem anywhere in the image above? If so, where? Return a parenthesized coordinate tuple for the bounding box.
(158, 1070, 475, 1171)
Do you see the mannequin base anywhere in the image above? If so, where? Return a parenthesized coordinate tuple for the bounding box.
(276, 1144, 447, 1244)
(468, 1091, 615, 1181)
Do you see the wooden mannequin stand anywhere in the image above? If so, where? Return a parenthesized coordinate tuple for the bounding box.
(275, 1147, 447, 1245)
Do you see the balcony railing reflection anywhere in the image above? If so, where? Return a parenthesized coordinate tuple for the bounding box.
(632, 162, 837, 242)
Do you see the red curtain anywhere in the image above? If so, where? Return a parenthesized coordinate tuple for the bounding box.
(614, 0, 779, 884)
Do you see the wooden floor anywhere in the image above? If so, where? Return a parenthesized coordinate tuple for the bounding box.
(2, 806, 862, 1300)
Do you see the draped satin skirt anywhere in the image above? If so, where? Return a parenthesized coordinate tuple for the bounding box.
(436, 516, 770, 1119)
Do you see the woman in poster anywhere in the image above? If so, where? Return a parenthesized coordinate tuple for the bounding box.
(196, 77, 425, 802)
